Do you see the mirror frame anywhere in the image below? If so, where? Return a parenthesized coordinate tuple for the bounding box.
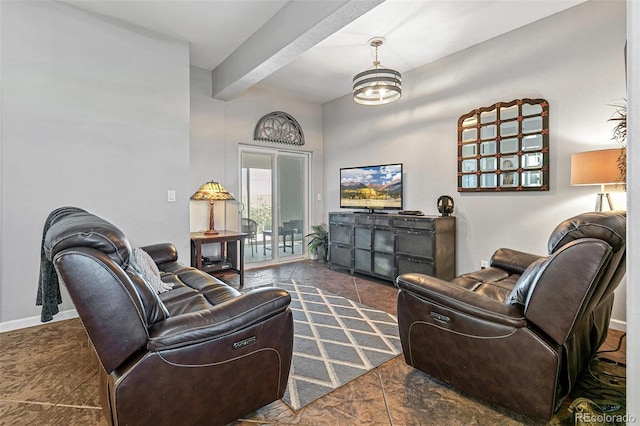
(457, 98, 549, 192)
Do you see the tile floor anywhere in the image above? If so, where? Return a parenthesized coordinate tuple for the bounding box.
(0, 260, 626, 425)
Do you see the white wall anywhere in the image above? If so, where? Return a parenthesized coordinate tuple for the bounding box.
(189, 66, 228, 232)
(626, 0, 639, 419)
(323, 1, 627, 324)
(0, 1, 191, 324)
(189, 67, 325, 234)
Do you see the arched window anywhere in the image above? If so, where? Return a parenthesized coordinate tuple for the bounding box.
(254, 111, 305, 146)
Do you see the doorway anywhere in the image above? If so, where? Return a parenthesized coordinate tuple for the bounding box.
(239, 147, 309, 265)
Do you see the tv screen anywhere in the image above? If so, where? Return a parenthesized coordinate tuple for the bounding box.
(340, 163, 403, 211)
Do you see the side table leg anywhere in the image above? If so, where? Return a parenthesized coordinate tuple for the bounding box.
(239, 239, 244, 289)
(194, 240, 203, 270)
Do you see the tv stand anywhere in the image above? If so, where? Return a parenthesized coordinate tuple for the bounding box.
(328, 212, 456, 282)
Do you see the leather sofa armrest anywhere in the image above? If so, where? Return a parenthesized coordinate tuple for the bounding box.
(147, 287, 291, 351)
(396, 273, 526, 328)
(141, 243, 179, 265)
(490, 248, 545, 275)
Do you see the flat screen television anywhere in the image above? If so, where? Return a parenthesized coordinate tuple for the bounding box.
(340, 163, 403, 212)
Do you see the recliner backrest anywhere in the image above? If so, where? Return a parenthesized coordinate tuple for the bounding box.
(52, 248, 150, 373)
(44, 210, 165, 373)
(525, 239, 612, 345)
(45, 210, 132, 266)
(548, 211, 625, 254)
(547, 210, 626, 313)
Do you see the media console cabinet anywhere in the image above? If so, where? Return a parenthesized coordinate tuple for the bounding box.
(328, 212, 456, 282)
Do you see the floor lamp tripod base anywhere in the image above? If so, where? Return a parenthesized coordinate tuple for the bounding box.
(595, 192, 614, 212)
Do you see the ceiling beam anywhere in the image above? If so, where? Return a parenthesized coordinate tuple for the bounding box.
(211, 0, 384, 101)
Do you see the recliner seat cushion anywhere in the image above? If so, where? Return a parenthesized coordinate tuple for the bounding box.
(451, 267, 518, 303)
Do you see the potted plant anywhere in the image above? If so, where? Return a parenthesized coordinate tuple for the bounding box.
(305, 224, 328, 261)
(609, 100, 626, 190)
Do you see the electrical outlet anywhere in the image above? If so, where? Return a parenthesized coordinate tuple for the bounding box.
(480, 260, 489, 269)
(167, 190, 176, 202)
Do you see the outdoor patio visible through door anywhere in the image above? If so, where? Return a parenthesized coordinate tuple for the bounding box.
(240, 147, 309, 265)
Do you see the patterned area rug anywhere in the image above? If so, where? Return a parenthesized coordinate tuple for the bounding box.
(277, 280, 402, 410)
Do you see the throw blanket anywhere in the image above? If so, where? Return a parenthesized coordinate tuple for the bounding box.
(36, 206, 87, 322)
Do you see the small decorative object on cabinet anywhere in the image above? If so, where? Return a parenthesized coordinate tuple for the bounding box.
(328, 212, 455, 282)
(458, 98, 549, 192)
(437, 195, 454, 216)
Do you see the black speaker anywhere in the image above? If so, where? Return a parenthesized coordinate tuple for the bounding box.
(437, 195, 454, 216)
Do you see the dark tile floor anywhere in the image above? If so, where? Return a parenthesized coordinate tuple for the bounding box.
(0, 260, 626, 425)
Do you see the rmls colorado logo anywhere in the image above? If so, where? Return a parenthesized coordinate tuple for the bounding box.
(575, 412, 636, 424)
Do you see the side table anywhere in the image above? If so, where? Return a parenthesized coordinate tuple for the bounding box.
(190, 231, 246, 288)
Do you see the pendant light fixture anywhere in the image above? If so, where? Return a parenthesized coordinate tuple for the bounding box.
(353, 37, 402, 106)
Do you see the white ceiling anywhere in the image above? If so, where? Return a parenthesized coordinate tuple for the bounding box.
(64, 0, 586, 104)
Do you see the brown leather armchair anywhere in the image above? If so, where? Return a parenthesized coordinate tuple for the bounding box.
(396, 211, 626, 419)
(43, 208, 293, 426)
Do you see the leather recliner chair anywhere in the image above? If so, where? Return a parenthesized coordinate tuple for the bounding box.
(43, 208, 294, 425)
(396, 211, 626, 419)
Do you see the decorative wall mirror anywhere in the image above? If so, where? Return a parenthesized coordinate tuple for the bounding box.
(457, 98, 549, 192)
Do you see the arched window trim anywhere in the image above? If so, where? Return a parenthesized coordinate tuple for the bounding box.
(254, 111, 305, 146)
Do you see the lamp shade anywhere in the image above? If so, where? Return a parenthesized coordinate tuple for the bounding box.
(570, 149, 620, 186)
(190, 181, 234, 201)
(191, 181, 234, 235)
(353, 37, 402, 106)
(353, 68, 402, 105)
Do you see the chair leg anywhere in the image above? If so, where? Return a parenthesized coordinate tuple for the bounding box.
(246, 238, 254, 256)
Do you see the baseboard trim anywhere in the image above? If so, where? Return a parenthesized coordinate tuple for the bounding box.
(609, 318, 627, 332)
(0, 309, 628, 335)
(0, 309, 79, 333)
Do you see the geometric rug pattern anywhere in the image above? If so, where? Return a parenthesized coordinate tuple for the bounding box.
(278, 280, 403, 410)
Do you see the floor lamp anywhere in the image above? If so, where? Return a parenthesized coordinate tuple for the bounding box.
(190, 181, 234, 234)
(570, 149, 620, 211)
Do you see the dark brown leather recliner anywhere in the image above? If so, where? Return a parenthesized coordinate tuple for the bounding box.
(43, 208, 293, 426)
(396, 211, 626, 419)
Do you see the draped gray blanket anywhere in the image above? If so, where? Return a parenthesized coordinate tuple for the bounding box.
(36, 206, 87, 322)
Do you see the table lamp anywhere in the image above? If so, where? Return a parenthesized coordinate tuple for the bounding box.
(190, 181, 234, 234)
(570, 148, 620, 211)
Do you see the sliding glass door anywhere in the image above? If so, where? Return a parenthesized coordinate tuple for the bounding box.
(240, 147, 309, 265)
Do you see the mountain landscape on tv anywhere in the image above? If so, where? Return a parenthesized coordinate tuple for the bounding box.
(340, 164, 402, 209)
(340, 181, 401, 197)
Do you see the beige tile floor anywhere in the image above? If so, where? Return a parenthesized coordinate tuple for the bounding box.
(0, 260, 626, 425)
